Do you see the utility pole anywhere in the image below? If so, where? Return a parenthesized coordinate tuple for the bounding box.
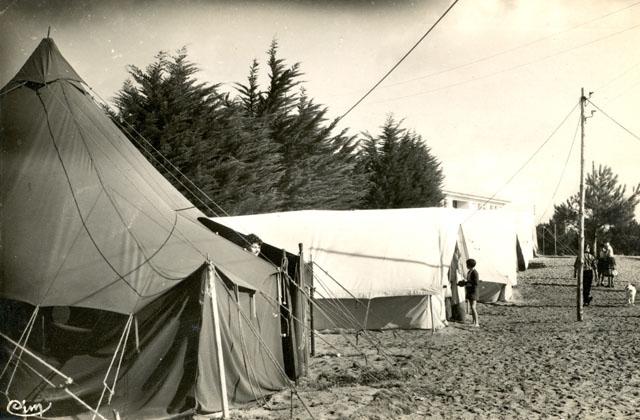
(577, 88, 587, 322)
(554, 223, 557, 256)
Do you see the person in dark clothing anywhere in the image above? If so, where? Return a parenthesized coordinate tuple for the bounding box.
(574, 245, 598, 306)
(458, 259, 480, 327)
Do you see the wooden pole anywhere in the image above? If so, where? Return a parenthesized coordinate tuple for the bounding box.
(298, 243, 308, 377)
(207, 263, 229, 418)
(309, 254, 316, 357)
(554, 223, 557, 256)
(577, 88, 586, 322)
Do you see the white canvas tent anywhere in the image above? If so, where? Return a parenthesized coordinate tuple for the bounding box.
(210, 208, 469, 330)
(513, 207, 538, 268)
(460, 207, 537, 302)
(459, 210, 519, 302)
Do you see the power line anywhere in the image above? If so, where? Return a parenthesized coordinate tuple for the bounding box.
(383, 1, 640, 90)
(537, 114, 581, 223)
(373, 23, 640, 104)
(338, 0, 461, 121)
(595, 57, 640, 93)
(462, 100, 580, 224)
(588, 100, 640, 142)
(604, 78, 640, 103)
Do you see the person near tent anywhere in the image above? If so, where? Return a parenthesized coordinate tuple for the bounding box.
(457, 259, 480, 327)
(245, 233, 263, 256)
(574, 245, 598, 305)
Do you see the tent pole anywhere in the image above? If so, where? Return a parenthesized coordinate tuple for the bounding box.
(207, 264, 230, 418)
(298, 243, 309, 377)
(309, 253, 316, 357)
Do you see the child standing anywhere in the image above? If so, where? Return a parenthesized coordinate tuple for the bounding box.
(458, 259, 480, 327)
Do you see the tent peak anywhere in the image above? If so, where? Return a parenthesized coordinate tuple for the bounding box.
(10, 37, 85, 87)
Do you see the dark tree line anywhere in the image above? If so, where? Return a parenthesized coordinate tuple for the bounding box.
(112, 42, 445, 215)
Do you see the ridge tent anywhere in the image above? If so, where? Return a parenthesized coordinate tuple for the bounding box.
(459, 208, 534, 302)
(513, 208, 538, 269)
(0, 38, 293, 419)
(209, 208, 470, 330)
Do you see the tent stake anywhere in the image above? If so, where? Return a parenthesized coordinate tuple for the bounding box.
(429, 295, 436, 335)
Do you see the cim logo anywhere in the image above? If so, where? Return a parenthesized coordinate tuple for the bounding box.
(6, 399, 53, 418)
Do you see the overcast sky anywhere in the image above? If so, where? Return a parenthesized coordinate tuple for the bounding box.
(2, 0, 639, 222)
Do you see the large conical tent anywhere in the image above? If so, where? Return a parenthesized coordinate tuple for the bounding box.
(0, 38, 291, 418)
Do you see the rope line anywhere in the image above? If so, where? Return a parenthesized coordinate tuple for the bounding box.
(258, 289, 389, 385)
(214, 273, 316, 420)
(86, 84, 230, 218)
(2, 307, 40, 394)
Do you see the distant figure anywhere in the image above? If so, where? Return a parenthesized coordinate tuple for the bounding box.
(245, 233, 262, 257)
(605, 241, 617, 287)
(596, 245, 608, 287)
(574, 245, 597, 306)
(605, 241, 615, 257)
(457, 259, 480, 327)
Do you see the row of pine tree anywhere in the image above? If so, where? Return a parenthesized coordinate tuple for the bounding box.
(109, 42, 445, 216)
(108, 41, 639, 255)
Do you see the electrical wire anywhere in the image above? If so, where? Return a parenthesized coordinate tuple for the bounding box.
(462, 100, 580, 224)
(338, 0, 460, 121)
(595, 57, 640, 93)
(382, 1, 640, 90)
(587, 100, 640, 142)
(537, 114, 581, 223)
(373, 23, 640, 104)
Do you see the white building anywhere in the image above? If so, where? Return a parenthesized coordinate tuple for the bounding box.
(442, 190, 509, 210)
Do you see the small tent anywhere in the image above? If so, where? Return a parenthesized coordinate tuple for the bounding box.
(210, 208, 469, 330)
(0, 38, 292, 419)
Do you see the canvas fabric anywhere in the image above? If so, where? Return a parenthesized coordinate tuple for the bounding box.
(1, 38, 290, 418)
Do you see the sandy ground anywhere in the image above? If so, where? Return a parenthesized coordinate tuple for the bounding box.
(232, 256, 640, 419)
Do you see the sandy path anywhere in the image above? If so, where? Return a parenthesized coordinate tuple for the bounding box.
(233, 256, 640, 419)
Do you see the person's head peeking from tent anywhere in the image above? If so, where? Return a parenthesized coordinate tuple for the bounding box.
(246, 233, 262, 257)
